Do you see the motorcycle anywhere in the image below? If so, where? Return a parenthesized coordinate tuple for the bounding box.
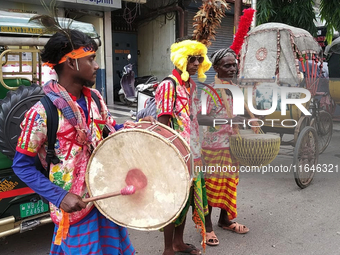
(119, 54, 158, 106)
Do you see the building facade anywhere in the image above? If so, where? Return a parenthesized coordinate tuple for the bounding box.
(0, 0, 123, 106)
(117, 0, 248, 88)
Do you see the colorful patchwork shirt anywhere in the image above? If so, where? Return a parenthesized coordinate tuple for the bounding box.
(16, 87, 116, 225)
(201, 77, 238, 149)
(155, 69, 201, 160)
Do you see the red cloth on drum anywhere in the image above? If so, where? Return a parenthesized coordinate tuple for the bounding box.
(50, 207, 135, 255)
(202, 147, 239, 220)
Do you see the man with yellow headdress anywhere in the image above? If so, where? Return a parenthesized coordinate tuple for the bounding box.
(155, 36, 211, 255)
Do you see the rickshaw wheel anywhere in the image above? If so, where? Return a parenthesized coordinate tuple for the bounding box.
(293, 116, 310, 146)
(310, 110, 333, 154)
(0, 84, 44, 160)
(293, 126, 319, 189)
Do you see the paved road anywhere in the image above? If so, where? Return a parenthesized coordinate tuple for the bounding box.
(107, 102, 136, 118)
(1, 124, 339, 255)
(128, 127, 340, 255)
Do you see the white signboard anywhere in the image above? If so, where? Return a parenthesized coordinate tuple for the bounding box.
(68, 0, 121, 9)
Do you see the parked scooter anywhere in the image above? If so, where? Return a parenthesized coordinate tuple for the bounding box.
(119, 54, 158, 106)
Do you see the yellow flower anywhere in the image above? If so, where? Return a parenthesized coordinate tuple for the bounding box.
(63, 173, 71, 182)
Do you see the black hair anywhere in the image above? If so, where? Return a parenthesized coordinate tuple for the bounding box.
(41, 29, 98, 74)
(210, 48, 237, 66)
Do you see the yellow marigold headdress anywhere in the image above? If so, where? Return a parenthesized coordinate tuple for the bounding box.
(170, 1, 231, 82)
(170, 40, 211, 82)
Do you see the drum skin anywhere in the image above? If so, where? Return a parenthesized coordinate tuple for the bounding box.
(135, 122, 191, 172)
(86, 126, 191, 231)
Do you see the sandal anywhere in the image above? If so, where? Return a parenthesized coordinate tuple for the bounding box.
(218, 222, 249, 234)
(174, 243, 201, 254)
(205, 231, 219, 246)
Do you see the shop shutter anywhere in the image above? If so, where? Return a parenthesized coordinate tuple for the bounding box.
(187, 11, 234, 85)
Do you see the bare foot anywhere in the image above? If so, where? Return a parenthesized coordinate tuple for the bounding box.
(162, 250, 175, 255)
(173, 243, 201, 255)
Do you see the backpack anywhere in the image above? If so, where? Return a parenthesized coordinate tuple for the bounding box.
(35, 91, 102, 177)
(136, 76, 177, 121)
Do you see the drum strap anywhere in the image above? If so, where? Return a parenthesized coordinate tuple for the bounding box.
(162, 76, 177, 128)
(162, 76, 177, 103)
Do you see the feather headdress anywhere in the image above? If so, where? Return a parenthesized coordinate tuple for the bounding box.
(29, 0, 74, 49)
(170, 1, 230, 81)
(192, 0, 230, 47)
(29, 0, 98, 70)
(230, 8, 256, 55)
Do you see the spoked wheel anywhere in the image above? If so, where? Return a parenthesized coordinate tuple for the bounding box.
(310, 110, 333, 154)
(293, 126, 319, 189)
(293, 116, 310, 146)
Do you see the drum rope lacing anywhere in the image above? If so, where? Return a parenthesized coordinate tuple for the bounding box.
(145, 123, 191, 163)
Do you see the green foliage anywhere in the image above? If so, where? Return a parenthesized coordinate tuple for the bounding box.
(319, 0, 340, 43)
(256, 0, 317, 36)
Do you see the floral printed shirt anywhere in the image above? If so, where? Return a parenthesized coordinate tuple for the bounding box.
(16, 87, 116, 225)
(155, 69, 201, 160)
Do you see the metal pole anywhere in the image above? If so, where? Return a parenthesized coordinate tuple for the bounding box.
(251, 0, 257, 28)
(234, 0, 242, 32)
(104, 11, 114, 106)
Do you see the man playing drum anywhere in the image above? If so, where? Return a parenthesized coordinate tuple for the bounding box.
(12, 26, 152, 254)
(155, 37, 211, 255)
(198, 48, 249, 246)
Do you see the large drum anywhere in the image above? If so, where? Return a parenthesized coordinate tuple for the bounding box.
(135, 121, 191, 172)
(86, 122, 191, 231)
(229, 133, 281, 166)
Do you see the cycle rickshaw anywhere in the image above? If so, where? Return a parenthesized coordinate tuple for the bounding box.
(235, 23, 333, 189)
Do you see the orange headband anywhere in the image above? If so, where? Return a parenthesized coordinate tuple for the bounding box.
(43, 46, 96, 69)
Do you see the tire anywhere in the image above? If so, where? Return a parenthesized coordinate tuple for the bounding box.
(119, 94, 126, 104)
(113, 85, 121, 102)
(124, 98, 133, 106)
(293, 116, 310, 146)
(293, 126, 318, 189)
(0, 84, 44, 160)
(310, 110, 333, 154)
(119, 94, 133, 106)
